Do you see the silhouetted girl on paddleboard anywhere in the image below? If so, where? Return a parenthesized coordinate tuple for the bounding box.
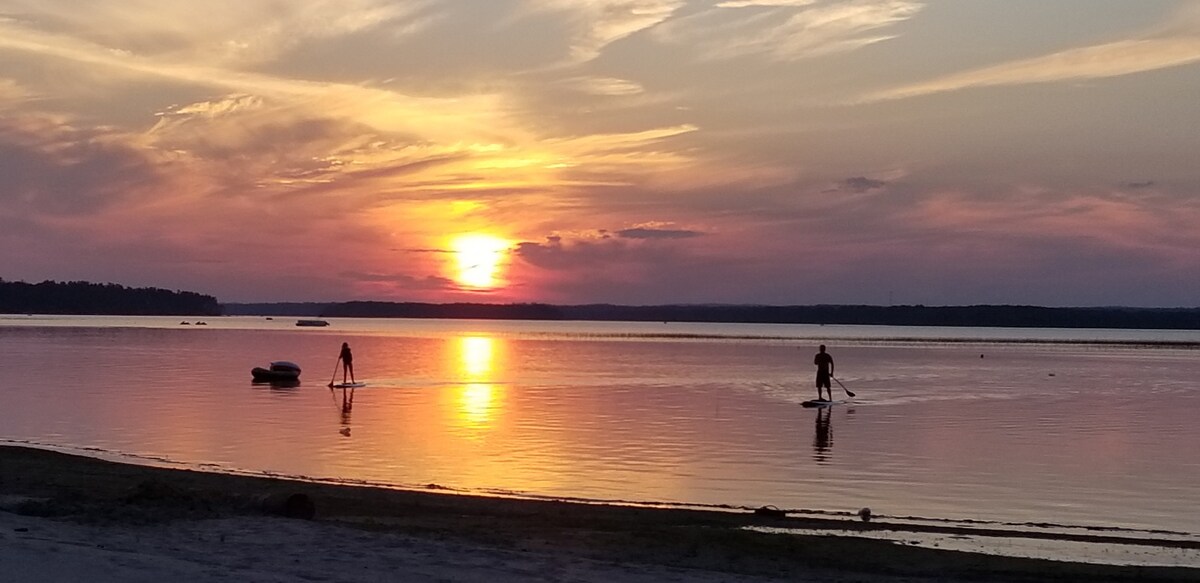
(338, 342, 355, 384)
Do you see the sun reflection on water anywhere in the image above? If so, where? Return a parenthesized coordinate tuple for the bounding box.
(458, 384, 496, 428)
(454, 336, 504, 432)
(460, 336, 494, 380)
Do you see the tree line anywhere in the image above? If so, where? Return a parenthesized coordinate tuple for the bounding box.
(296, 301, 1200, 330)
(0, 279, 220, 316)
(9, 280, 1197, 329)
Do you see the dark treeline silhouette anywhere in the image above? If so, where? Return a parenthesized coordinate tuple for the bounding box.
(223, 300, 1200, 330)
(0, 279, 220, 316)
(13, 279, 1195, 328)
(222, 302, 331, 317)
(321, 301, 562, 320)
(224, 301, 561, 319)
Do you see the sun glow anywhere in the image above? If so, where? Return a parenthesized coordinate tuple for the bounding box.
(451, 234, 510, 289)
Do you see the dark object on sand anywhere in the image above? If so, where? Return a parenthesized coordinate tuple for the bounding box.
(259, 492, 315, 520)
(251, 361, 301, 383)
(296, 319, 330, 327)
(753, 505, 787, 518)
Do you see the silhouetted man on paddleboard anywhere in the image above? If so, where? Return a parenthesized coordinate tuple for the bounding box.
(338, 342, 355, 384)
(813, 345, 834, 401)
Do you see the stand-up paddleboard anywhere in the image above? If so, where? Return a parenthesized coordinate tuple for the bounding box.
(801, 399, 845, 407)
(331, 382, 367, 388)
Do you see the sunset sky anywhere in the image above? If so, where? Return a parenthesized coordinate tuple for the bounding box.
(2, 1, 1199, 306)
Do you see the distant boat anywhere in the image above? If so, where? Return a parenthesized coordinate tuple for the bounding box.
(295, 319, 329, 327)
(251, 361, 302, 383)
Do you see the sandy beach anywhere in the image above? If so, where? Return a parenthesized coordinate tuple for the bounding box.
(1, 446, 1197, 582)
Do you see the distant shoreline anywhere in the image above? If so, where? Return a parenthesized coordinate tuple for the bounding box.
(222, 301, 1200, 331)
(3, 275, 1198, 329)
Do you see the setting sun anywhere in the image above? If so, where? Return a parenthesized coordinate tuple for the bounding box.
(451, 234, 510, 289)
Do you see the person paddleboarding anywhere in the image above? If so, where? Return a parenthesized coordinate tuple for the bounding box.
(338, 342, 355, 384)
(813, 344, 834, 401)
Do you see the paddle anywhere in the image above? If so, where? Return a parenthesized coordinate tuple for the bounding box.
(327, 356, 341, 388)
(832, 375, 856, 398)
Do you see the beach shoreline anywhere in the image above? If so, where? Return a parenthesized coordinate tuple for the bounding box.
(1, 445, 1196, 582)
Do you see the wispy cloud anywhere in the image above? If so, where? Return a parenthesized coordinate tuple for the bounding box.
(866, 37, 1200, 102)
(1121, 180, 1156, 190)
(0, 114, 166, 215)
(0, 21, 508, 136)
(617, 226, 705, 239)
(839, 176, 887, 193)
(0, 0, 433, 65)
(528, 0, 684, 62)
(0, 20, 541, 198)
(0, 6, 702, 198)
(554, 76, 645, 96)
(904, 188, 1187, 254)
(655, 0, 923, 61)
(717, 0, 818, 7)
(0, 78, 31, 106)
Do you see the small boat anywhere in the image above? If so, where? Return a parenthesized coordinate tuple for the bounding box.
(295, 319, 329, 327)
(251, 361, 302, 383)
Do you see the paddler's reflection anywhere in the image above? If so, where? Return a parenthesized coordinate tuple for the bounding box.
(812, 406, 832, 463)
(334, 387, 354, 436)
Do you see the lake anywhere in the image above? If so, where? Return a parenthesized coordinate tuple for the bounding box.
(1, 315, 1198, 555)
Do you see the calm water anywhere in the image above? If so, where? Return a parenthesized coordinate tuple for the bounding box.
(2, 315, 1198, 539)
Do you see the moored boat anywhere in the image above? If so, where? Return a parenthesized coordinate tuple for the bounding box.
(295, 319, 329, 327)
(251, 361, 302, 383)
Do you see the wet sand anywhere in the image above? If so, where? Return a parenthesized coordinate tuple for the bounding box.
(1, 445, 1196, 582)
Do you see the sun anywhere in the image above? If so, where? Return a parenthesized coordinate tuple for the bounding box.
(451, 234, 510, 289)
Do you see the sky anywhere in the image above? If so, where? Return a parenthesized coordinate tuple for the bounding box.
(2, 0, 1199, 307)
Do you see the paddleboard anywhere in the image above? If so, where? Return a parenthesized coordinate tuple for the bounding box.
(801, 399, 844, 407)
(331, 382, 367, 388)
